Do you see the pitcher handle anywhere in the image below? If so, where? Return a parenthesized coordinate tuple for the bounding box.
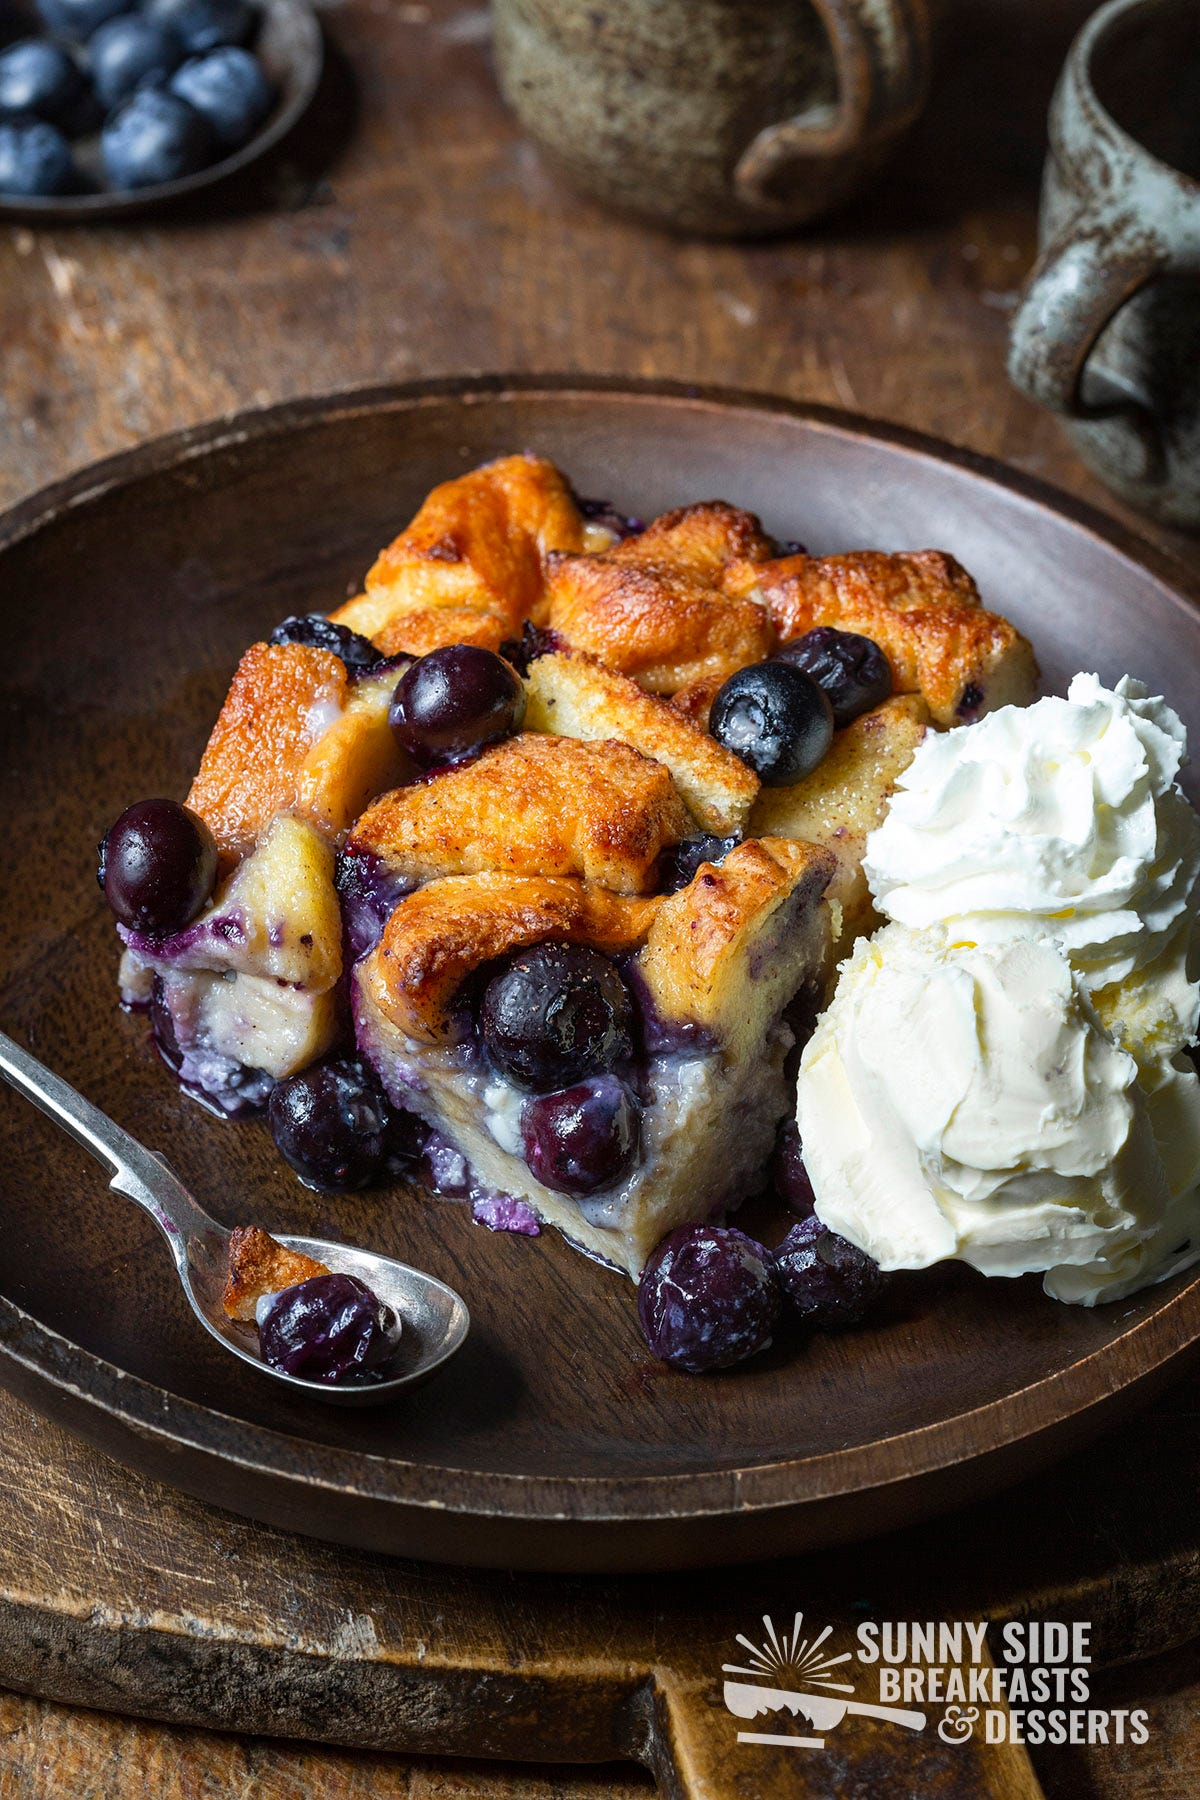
(735, 0, 932, 206)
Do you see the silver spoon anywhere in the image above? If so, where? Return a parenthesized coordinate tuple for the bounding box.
(0, 1031, 469, 1407)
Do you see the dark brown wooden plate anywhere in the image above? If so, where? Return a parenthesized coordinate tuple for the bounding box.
(2, 376, 1199, 1573)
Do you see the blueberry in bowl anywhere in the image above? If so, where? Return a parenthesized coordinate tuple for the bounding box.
(144, 0, 256, 54)
(88, 16, 183, 111)
(0, 115, 75, 194)
(101, 86, 213, 188)
(709, 660, 834, 786)
(33, 0, 127, 40)
(170, 44, 273, 149)
(0, 38, 82, 124)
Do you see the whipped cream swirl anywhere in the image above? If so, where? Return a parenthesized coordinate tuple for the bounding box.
(799, 925, 1200, 1304)
(864, 674, 1200, 1002)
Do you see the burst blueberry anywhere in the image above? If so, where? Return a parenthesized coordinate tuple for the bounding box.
(257, 1273, 399, 1383)
(773, 1215, 884, 1328)
(776, 627, 892, 728)
(169, 44, 271, 149)
(638, 1223, 781, 1372)
(268, 1057, 401, 1191)
(709, 660, 834, 786)
(480, 942, 633, 1093)
(269, 612, 381, 672)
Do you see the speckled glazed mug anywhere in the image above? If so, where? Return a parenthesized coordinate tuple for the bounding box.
(1008, 0, 1200, 529)
(492, 0, 933, 239)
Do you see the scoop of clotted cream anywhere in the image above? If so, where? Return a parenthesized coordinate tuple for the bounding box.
(863, 674, 1200, 1063)
(798, 924, 1200, 1304)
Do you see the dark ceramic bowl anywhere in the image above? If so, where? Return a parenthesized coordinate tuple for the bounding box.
(2, 377, 1200, 1572)
(0, 0, 322, 222)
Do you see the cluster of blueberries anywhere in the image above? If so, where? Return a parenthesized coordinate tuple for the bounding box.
(0, 0, 274, 197)
(97, 608, 892, 1380)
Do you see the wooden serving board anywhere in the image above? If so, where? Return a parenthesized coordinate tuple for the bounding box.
(2, 1366, 1197, 1799)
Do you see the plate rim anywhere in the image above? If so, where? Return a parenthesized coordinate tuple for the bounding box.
(4, 371, 1200, 1533)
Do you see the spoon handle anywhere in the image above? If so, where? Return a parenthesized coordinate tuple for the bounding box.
(0, 1030, 226, 1272)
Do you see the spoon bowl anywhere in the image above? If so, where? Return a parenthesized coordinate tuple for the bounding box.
(0, 1031, 469, 1407)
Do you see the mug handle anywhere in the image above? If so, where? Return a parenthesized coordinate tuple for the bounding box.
(1007, 225, 1170, 417)
(734, 0, 932, 206)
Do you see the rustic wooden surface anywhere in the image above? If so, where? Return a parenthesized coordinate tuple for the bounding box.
(0, 0, 1198, 1792)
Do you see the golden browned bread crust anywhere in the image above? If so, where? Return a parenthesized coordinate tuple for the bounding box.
(637, 837, 835, 1055)
(726, 549, 1038, 727)
(187, 643, 348, 861)
(668, 673, 725, 731)
(349, 732, 690, 894)
(523, 651, 759, 835)
(750, 694, 931, 945)
(362, 874, 662, 1041)
(222, 1225, 330, 1321)
(610, 501, 776, 577)
(369, 606, 509, 658)
(546, 553, 772, 694)
(330, 453, 583, 645)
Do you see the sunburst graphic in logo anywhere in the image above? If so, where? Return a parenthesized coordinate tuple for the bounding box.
(722, 1613, 927, 1752)
(723, 1612, 854, 1693)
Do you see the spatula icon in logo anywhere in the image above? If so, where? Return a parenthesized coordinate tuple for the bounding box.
(722, 1614, 927, 1751)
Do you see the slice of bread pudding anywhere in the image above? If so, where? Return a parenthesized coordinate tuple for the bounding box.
(108, 453, 1037, 1270)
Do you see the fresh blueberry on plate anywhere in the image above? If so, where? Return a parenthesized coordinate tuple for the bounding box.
(144, 0, 256, 56)
(169, 45, 272, 149)
(774, 1214, 884, 1328)
(0, 39, 81, 124)
(269, 613, 381, 671)
(89, 15, 182, 109)
(638, 1223, 781, 1372)
(99, 797, 218, 934)
(33, 0, 129, 42)
(776, 627, 893, 728)
(708, 659, 834, 785)
(101, 85, 212, 188)
(0, 116, 74, 194)
(257, 1272, 400, 1383)
(481, 942, 634, 1094)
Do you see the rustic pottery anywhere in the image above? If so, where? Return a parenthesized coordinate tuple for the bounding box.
(491, 0, 934, 238)
(1008, 0, 1200, 529)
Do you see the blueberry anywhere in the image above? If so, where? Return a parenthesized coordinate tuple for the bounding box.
(771, 1121, 815, 1218)
(773, 1215, 884, 1328)
(33, 0, 128, 42)
(520, 1074, 640, 1197)
(169, 44, 270, 149)
(0, 116, 74, 194)
(101, 797, 218, 934)
(257, 1273, 399, 1383)
(659, 833, 738, 894)
(480, 942, 633, 1093)
(268, 1057, 405, 1191)
(776, 627, 893, 729)
(497, 619, 559, 677)
(0, 39, 81, 124)
(89, 15, 181, 108)
(144, 0, 255, 55)
(269, 612, 381, 672)
(101, 85, 212, 188)
(637, 1223, 781, 1373)
(389, 644, 525, 768)
(709, 660, 833, 786)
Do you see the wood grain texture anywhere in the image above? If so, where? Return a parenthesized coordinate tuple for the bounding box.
(0, 0, 1198, 1790)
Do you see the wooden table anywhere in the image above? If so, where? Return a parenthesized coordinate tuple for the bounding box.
(0, 0, 1198, 1793)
